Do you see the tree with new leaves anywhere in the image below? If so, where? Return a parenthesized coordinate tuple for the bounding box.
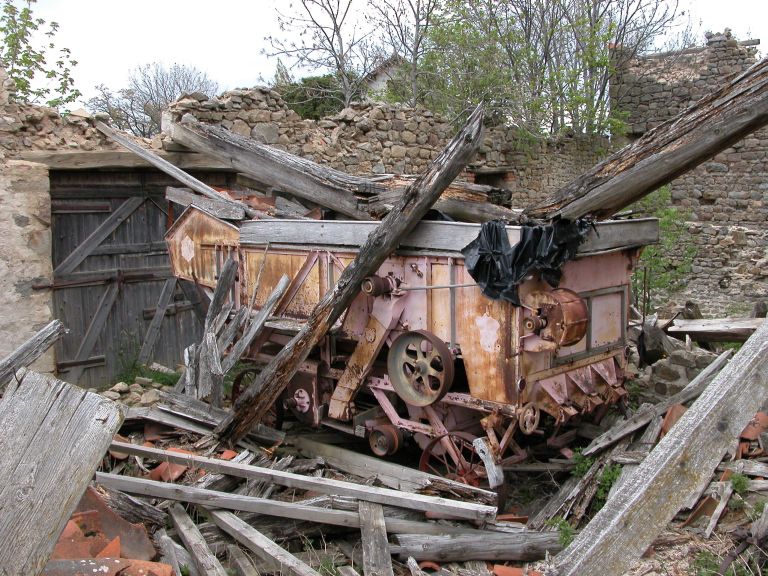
(86, 62, 218, 137)
(0, 0, 80, 107)
(271, 60, 344, 119)
(265, 0, 380, 108)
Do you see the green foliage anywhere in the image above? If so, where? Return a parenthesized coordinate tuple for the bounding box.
(694, 550, 760, 576)
(594, 463, 623, 509)
(630, 186, 697, 315)
(545, 516, 576, 547)
(571, 448, 595, 478)
(277, 74, 345, 120)
(730, 472, 749, 496)
(0, 0, 80, 107)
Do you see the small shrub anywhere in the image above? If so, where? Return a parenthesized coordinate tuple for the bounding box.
(594, 463, 623, 509)
(730, 472, 749, 496)
(545, 516, 576, 548)
(571, 448, 595, 478)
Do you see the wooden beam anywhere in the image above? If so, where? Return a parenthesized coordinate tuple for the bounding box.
(54, 196, 145, 276)
(169, 503, 228, 576)
(526, 58, 768, 220)
(0, 319, 66, 391)
(96, 121, 254, 218)
(666, 318, 764, 343)
(554, 319, 768, 575)
(391, 532, 563, 562)
(166, 186, 245, 220)
(214, 106, 484, 444)
(108, 441, 495, 521)
(582, 350, 732, 456)
(227, 544, 261, 576)
(0, 371, 123, 574)
(19, 149, 231, 170)
(94, 472, 481, 536)
(167, 116, 374, 220)
(137, 277, 178, 364)
(210, 510, 321, 576)
(359, 502, 394, 576)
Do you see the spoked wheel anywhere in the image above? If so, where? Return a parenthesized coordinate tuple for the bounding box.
(387, 330, 454, 407)
(231, 367, 284, 430)
(418, 431, 486, 487)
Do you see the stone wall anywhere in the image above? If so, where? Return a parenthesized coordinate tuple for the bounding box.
(612, 31, 768, 315)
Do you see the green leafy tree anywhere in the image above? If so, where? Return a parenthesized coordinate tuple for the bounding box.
(271, 59, 345, 120)
(0, 0, 80, 107)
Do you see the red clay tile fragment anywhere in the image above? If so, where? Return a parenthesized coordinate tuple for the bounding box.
(419, 560, 442, 572)
(741, 412, 768, 441)
(660, 404, 687, 437)
(42, 558, 173, 576)
(219, 449, 238, 460)
(95, 536, 121, 559)
(109, 434, 131, 460)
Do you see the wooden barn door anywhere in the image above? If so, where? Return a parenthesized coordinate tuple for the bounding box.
(49, 169, 230, 388)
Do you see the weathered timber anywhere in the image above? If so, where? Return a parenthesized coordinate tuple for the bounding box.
(204, 257, 238, 331)
(391, 532, 563, 562)
(213, 106, 485, 444)
(20, 149, 230, 170)
(359, 501, 395, 576)
(169, 503, 228, 576)
(197, 331, 224, 405)
(137, 277, 178, 364)
(96, 121, 254, 218)
(666, 318, 764, 343)
(108, 441, 495, 521)
(337, 567, 362, 576)
(167, 186, 245, 220)
(582, 350, 732, 456)
(0, 371, 123, 575)
(210, 510, 321, 576)
(0, 319, 66, 391)
(67, 282, 120, 384)
(94, 472, 479, 536)
(554, 318, 768, 576)
(167, 115, 373, 220)
(526, 57, 768, 220)
(97, 486, 167, 529)
(292, 436, 497, 505)
(155, 528, 186, 576)
(227, 544, 261, 576)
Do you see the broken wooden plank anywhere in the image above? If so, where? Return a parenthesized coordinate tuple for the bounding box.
(137, 277, 178, 364)
(210, 510, 321, 576)
(167, 186, 246, 220)
(554, 318, 768, 576)
(0, 319, 66, 391)
(666, 317, 764, 343)
(526, 57, 768, 220)
(169, 503, 228, 576)
(96, 121, 254, 218)
(108, 441, 496, 521)
(227, 544, 260, 576)
(167, 115, 374, 220)
(292, 436, 497, 505)
(359, 501, 394, 576)
(95, 472, 481, 535)
(0, 371, 123, 574)
(214, 106, 485, 444)
(582, 350, 732, 456)
(391, 532, 563, 562)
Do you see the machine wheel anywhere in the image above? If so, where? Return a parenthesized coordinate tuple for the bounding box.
(231, 367, 284, 430)
(518, 403, 540, 435)
(418, 431, 485, 486)
(368, 424, 403, 457)
(387, 330, 454, 407)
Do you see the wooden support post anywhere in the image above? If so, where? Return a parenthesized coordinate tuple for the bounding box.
(554, 319, 768, 576)
(525, 58, 768, 221)
(0, 371, 123, 574)
(137, 277, 177, 364)
(359, 501, 394, 576)
(214, 105, 485, 445)
(210, 510, 321, 576)
(169, 503, 228, 576)
(0, 319, 66, 391)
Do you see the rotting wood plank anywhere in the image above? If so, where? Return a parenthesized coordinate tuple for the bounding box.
(553, 319, 768, 576)
(214, 106, 485, 445)
(167, 186, 245, 220)
(359, 501, 394, 576)
(227, 544, 260, 576)
(54, 196, 145, 276)
(169, 503, 228, 576)
(0, 371, 123, 575)
(666, 318, 764, 343)
(96, 121, 255, 219)
(94, 472, 481, 536)
(210, 510, 321, 576)
(108, 441, 496, 521)
(20, 149, 231, 170)
(0, 319, 66, 391)
(391, 532, 563, 562)
(582, 350, 732, 456)
(525, 57, 768, 221)
(137, 277, 178, 364)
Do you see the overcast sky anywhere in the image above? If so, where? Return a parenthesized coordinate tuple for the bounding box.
(31, 0, 768, 108)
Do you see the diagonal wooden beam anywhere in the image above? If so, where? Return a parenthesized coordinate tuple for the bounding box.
(67, 282, 120, 384)
(137, 278, 178, 365)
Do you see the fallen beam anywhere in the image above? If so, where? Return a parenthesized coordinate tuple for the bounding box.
(0, 371, 124, 574)
(0, 319, 66, 391)
(213, 105, 485, 445)
(526, 57, 768, 220)
(666, 317, 764, 343)
(359, 502, 395, 576)
(554, 318, 768, 575)
(169, 503, 228, 576)
(391, 532, 562, 562)
(108, 441, 495, 521)
(166, 186, 245, 220)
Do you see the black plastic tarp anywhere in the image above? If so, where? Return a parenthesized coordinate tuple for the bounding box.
(461, 219, 592, 305)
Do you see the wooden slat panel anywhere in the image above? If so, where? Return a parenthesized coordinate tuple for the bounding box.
(137, 278, 178, 364)
(68, 282, 120, 383)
